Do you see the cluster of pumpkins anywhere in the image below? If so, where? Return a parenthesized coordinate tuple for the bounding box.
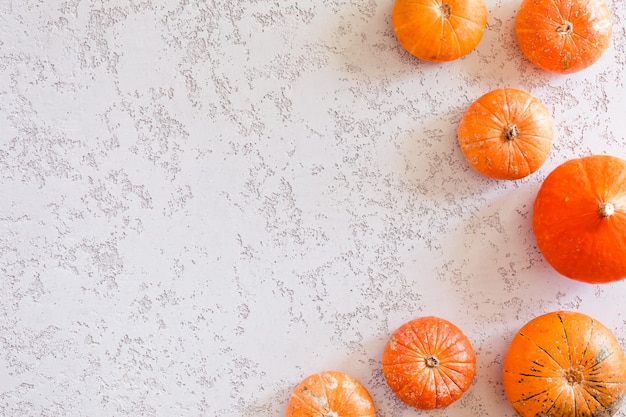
(285, 0, 626, 416)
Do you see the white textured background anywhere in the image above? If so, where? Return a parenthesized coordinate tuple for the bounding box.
(2, 0, 626, 416)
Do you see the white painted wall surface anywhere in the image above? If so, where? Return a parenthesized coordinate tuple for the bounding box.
(1, 0, 626, 416)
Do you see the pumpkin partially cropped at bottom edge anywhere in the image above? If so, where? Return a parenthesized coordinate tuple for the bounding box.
(458, 88, 554, 180)
(533, 155, 626, 283)
(382, 316, 476, 409)
(392, 0, 487, 62)
(502, 311, 626, 417)
(285, 370, 376, 417)
(515, 0, 612, 74)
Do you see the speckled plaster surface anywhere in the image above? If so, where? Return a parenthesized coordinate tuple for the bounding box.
(2, 0, 626, 416)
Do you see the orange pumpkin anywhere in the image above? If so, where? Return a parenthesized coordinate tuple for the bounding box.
(285, 370, 376, 417)
(391, 0, 487, 62)
(515, 0, 612, 74)
(502, 311, 626, 417)
(533, 155, 626, 283)
(382, 316, 476, 409)
(457, 88, 554, 180)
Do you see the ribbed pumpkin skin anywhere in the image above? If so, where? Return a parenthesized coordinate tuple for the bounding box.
(532, 155, 626, 283)
(382, 316, 476, 409)
(515, 0, 612, 74)
(458, 88, 554, 180)
(502, 311, 626, 417)
(392, 0, 487, 62)
(285, 371, 376, 417)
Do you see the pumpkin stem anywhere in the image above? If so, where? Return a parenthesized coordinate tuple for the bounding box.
(424, 355, 440, 368)
(598, 202, 615, 218)
(504, 124, 519, 141)
(563, 368, 583, 386)
(557, 21, 573, 35)
(438, 3, 452, 19)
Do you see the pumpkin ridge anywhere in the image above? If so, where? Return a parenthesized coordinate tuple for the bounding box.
(433, 370, 455, 408)
(440, 358, 476, 368)
(588, 350, 617, 369)
(568, 27, 601, 46)
(515, 96, 543, 127)
(513, 133, 554, 145)
(584, 380, 626, 385)
(318, 373, 333, 413)
(475, 99, 508, 127)
(448, 12, 485, 28)
(519, 331, 567, 370)
(579, 319, 596, 371)
(509, 385, 554, 403)
(333, 381, 360, 415)
(506, 370, 554, 378)
(440, 18, 462, 59)
(557, 312, 576, 367)
(290, 386, 328, 414)
(384, 358, 431, 366)
(544, 386, 569, 414)
(417, 320, 438, 355)
(504, 88, 532, 125)
(433, 321, 455, 355)
(393, 366, 431, 406)
(579, 158, 606, 209)
(558, 32, 582, 69)
(565, 0, 603, 28)
(407, 17, 447, 57)
(393, 3, 439, 35)
(578, 384, 608, 416)
(437, 339, 470, 363)
(436, 363, 469, 391)
(508, 141, 531, 177)
(549, 0, 572, 26)
(389, 338, 429, 358)
(405, 322, 431, 355)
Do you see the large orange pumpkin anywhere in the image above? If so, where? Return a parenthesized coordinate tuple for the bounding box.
(457, 88, 554, 180)
(515, 0, 612, 74)
(391, 0, 487, 62)
(382, 316, 476, 409)
(533, 155, 626, 283)
(285, 370, 376, 417)
(502, 311, 626, 417)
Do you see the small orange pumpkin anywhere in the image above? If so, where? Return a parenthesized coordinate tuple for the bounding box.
(285, 370, 376, 417)
(533, 155, 626, 283)
(458, 88, 554, 180)
(515, 0, 612, 74)
(503, 311, 626, 417)
(382, 316, 476, 409)
(391, 0, 487, 62)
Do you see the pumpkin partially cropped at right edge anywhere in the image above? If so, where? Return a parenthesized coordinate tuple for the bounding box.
(502, 311, 626, 417)
(515, 0, 612, 74)
(532, 155, 626, 283)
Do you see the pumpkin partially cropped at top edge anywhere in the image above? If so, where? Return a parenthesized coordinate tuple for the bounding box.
(458, 88, 554, 180)
(533, 155, 626, 283)
(392, 0, 487, 62)
(382, 316, 476, 409)
(515, 0, 612, 74)
(285, 370, 376, 417)
(502, 311, 626, 417)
